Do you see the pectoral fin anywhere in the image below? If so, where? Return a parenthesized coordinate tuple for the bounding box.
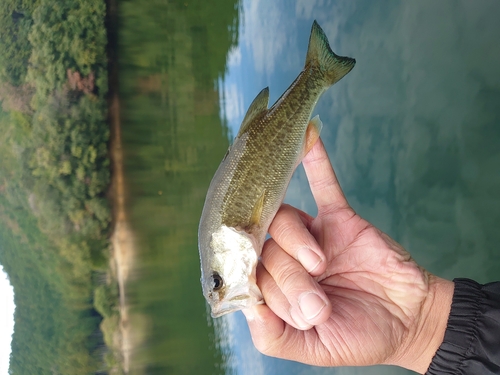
(302, 115, 323, 157)
(248, 190, 266, 230)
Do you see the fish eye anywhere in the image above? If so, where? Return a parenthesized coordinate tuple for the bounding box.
(212, 273, 223, 291)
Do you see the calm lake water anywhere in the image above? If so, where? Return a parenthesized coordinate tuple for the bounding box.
(118, 0, 500, 374)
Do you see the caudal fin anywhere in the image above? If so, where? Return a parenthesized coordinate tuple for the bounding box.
(305, 20, 355, 85)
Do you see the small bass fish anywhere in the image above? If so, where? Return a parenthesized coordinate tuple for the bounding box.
(198, 21, 355, 317)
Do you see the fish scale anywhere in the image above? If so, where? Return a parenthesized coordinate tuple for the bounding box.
(198, 20, 355, 317)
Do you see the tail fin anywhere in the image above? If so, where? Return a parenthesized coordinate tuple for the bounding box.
(305, 20, 355, 85)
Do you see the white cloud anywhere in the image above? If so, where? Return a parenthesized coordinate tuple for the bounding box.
(227, 46, 242, 68)
(0, 267, 15, 375)
(241, 0, 300, 77)
(220, 80, 245, 136)
(295, 0, 321, 20)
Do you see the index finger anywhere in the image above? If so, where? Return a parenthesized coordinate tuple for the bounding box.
(302, 138, 349, 214)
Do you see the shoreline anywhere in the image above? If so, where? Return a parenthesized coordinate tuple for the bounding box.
(109, 92, 133, 373)
(106, 0, 134, 372)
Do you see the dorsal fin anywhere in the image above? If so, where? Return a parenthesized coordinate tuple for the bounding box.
(236, 87, 269, 139)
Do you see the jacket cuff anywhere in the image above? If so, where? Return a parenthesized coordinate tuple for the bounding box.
(425, 278, 482, 374)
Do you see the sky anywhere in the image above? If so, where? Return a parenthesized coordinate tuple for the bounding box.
(0, 266, 14, 375)
(218, 0, 500, 374)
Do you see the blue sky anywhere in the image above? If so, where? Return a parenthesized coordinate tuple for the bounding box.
(216, 0, 500, 374)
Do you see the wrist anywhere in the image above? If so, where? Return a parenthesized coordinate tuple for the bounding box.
(390, 275, 454, 374)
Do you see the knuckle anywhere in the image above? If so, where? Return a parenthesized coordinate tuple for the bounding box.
(275, 265, 307, 295)
(262, 237, 278, 254)
(318, 204, 354, 221)
(261, 239, 281, 265)
(276, 224, 302, 248)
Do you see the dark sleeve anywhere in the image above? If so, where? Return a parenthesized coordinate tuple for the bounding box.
(425, 278, 500, 375)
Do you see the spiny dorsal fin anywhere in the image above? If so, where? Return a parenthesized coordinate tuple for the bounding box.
(236, 87, 269, 139)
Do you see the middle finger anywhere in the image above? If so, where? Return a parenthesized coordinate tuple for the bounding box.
(261, 238, 332, 326)
(268, 204, 326, 276)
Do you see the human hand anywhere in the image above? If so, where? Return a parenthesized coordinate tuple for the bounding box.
(243, 139, 454, 373)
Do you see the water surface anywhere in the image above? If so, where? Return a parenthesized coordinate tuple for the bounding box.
(119, 1, 500, 374)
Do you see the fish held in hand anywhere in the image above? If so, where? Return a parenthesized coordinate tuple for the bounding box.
(198, 21, 355, 318)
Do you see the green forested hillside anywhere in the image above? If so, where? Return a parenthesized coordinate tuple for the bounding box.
(0, 0, 114, 373)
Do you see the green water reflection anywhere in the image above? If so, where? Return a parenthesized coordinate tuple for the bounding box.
(118, 0, 239, 373)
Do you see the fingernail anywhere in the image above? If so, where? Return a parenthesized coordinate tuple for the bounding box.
(290, 308, 312, 330)
(299, 292, 326, 321)
(297, 248, 322, 273)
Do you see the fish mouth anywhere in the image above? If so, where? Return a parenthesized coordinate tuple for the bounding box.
(210, 284, 263, 318)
